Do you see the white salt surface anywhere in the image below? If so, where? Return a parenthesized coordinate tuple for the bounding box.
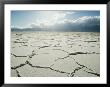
(17, 64, 68, 77)
(73, 54, 100, 74)
(11, 69, 18, 77)
(51, 58, 80, 73)
(11, 32, 100, 77)
(11, 55, 28, 67)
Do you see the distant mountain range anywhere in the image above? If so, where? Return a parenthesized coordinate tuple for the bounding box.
(11, 26, 100, 32)
(11, 28, 44, 32)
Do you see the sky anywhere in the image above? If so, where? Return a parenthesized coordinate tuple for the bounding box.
(11, 10, 100, 32)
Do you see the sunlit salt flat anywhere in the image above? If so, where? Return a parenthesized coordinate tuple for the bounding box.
(11, 32, 100, 77)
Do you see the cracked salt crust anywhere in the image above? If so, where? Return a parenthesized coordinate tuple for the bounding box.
(11, 32, 100, 77)
(11, 69, 18, 77)
(73, 68, 99, 77)
(11, 55, 28, 67)
(17, 64, 68, 77)
(51, 58, 80, 73)
(11, 46, 35, 56)
(28, 54, 58, 67)
(73, 54, 100, 74)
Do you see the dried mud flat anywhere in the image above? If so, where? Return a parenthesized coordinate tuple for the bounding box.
(11, 32, 100, 77)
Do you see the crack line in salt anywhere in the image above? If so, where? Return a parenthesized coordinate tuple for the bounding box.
(70, 66, 85, 77)
(25, 60, 70, 75)
(71, 57, 100, 76)
(16, 70, 21, 77)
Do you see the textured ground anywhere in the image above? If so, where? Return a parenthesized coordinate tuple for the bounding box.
(11, 32, 100, 77)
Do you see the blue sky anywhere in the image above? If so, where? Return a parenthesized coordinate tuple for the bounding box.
(11, 10, 100, 32)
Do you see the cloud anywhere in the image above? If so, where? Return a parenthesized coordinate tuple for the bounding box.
(32, 11, 76, 27)
(29, 16, 100, 32)
(51, 16, 100, 32)
(59, 16, 100, 24)
(12, 15, 100, 32)
(30, 23, 40, 28)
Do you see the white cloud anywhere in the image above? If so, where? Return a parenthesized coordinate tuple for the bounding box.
(29, 16, 100, 30)
(72, 16, 100, 23)
(11, 13, 99, 32)
(59, 16, 100, 24)
(31, 11, 76, 28)
(34, 11, 66, 26)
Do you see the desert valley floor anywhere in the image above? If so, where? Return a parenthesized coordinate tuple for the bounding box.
(11, 32, 100, 77)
